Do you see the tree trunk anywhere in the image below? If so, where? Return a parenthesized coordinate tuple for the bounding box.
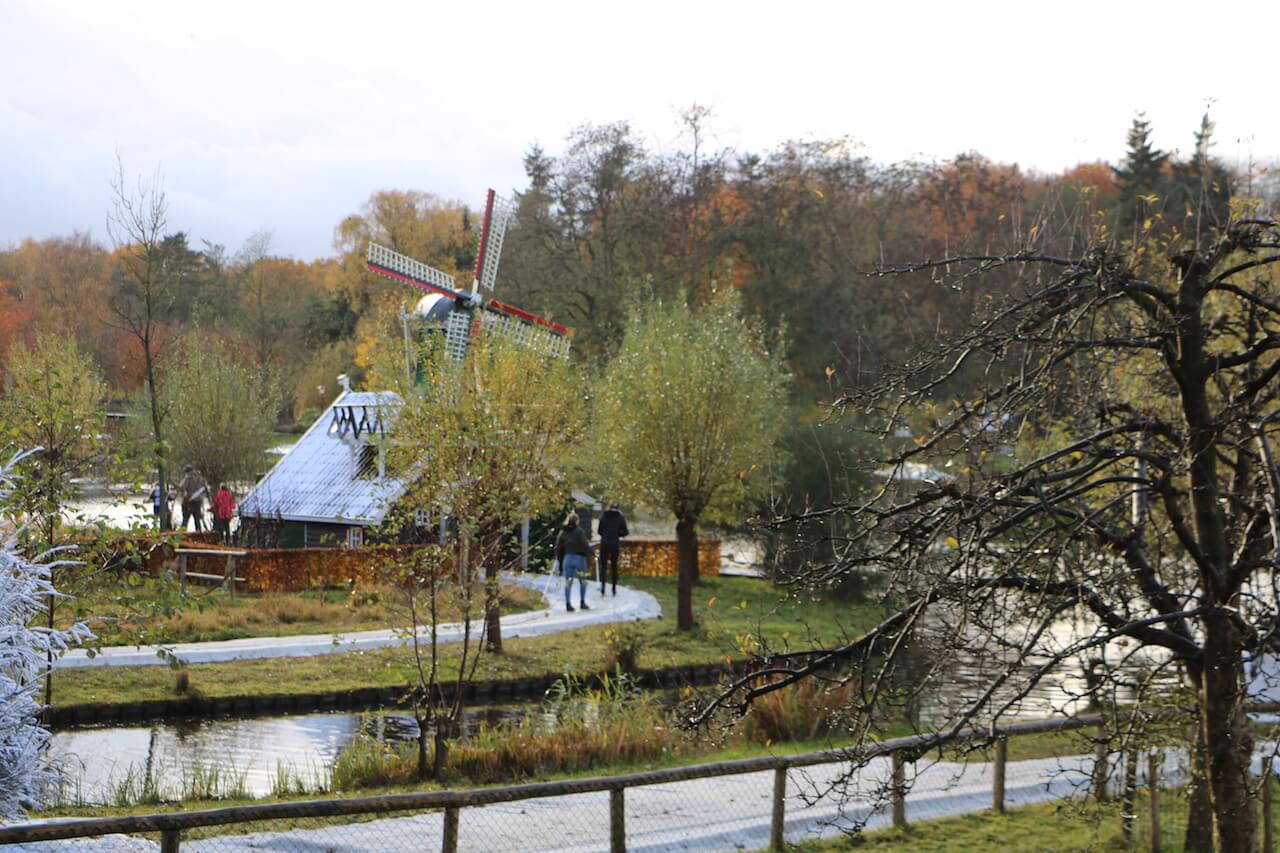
(432, 724, 451, 782)
(1200, 617, 1257, 852)
(484, 558, 502, 654)
(1184, 663, 1215, 853)
(416, 714, 430, 782)
(473, 524, 502, 653)
(676, 517, 698, 631)
(42, 597, 54, 711)
(145, 365, 171, 532)
(41, 515, 59, 711)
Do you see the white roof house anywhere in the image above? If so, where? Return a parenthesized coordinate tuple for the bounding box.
(239, 390, 405, 528)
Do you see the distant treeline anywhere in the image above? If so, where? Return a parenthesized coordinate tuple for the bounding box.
(0, 112, 1267, 421)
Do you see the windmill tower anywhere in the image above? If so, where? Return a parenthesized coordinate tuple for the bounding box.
(366, 189, 569, 374)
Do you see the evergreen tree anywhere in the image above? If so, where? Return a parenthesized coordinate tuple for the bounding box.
(1112, 114, 1169, 230)
(1167, 111, 1232, 244)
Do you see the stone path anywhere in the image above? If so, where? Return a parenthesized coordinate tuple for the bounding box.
(54, 574, 661, 669)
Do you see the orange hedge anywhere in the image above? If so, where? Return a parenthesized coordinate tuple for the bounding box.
(142, 537, 719, 592)
(617, 538, 720, 577)
(150, 543, 443, 593)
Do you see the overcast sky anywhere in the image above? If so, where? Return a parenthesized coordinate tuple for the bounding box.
(3, 0, 1277, 261)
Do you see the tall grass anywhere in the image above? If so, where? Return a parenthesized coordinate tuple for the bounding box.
(271, 760, 331, 797)
(331, 670, 691, 789)
(739, 679, 856, 746)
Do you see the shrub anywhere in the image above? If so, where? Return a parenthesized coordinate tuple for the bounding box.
(603, 626, 644, 674)
(739, 679, 856, 746)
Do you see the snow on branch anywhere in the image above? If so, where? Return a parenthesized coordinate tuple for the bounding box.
(0, 449, 93, 820)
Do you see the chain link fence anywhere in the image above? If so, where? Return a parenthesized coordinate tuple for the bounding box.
(6, 715, 1280, 852)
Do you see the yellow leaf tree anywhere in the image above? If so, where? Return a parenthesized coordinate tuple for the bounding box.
(590, 293, 788, 630)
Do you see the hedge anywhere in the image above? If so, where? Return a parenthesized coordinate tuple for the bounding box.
(617, 537, 720, 578)
(140, 536, 720, 592)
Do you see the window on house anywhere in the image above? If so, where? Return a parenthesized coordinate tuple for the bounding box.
(356, 444, 378, 479)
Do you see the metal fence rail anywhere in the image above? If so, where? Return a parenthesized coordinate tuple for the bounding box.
(0, 715, 1110, 851)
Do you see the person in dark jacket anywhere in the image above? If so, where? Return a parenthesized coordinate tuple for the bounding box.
(178, 465, 209, 532)
(554, 512, 592, 612)
(596, 503, 629, 596)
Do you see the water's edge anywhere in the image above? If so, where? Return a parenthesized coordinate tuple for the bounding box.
(48, 661, 743, 729)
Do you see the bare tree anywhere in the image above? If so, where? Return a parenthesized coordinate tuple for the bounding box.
(395, 543, 486, 781)
(699, 213, 1280, 851)
(106, 158, 179, 529)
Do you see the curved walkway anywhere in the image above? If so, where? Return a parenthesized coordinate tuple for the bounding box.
(54, 574, 661, 669)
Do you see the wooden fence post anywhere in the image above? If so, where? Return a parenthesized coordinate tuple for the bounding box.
(891, 752, 907, 830)
(610, 787, 625, 853)
(992, 738, 1007, 814)
(160, 828, 179, 853)
(1148, 751, 1160, 853)
(177, 553, 187, 595)
(442, 806, 459, 853)
(770, 767, 787, 851)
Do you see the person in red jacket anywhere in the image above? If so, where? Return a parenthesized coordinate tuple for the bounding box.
(212, 484, 237, 544)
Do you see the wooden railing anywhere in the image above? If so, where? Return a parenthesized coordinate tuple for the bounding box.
(0, 714, 1105, 852)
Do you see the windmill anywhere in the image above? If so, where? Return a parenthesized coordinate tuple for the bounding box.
(366, 189, 570, 371)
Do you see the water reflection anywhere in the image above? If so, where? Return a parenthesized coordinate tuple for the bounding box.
(49, 706, 524, 803)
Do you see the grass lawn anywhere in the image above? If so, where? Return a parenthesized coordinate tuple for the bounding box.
(51, 575, 886, 710)
(779, 794, 1197, 852)
(57, 580, 543, 646)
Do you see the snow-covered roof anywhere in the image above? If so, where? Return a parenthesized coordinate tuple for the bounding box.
(239, 390, 406, 525)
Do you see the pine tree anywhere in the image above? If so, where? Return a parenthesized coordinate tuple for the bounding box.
(1112, 114, 1169, 230)
(1167, 111, 1232, 244)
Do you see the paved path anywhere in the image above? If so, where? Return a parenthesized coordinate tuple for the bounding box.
(54, 574, 661, 669)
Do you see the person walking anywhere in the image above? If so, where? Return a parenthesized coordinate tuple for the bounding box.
(212, 483, 236, 544)
(596, 503, 629, 596)
(148, 483, 165, 528)
(554, 511, 591, 612)
(178, 465, 209, 532)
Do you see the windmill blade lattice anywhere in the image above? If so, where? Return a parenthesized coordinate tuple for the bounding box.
(367, 242, 461, 299)
(367, 237, 570, 363)
(473, 189, 515, 293)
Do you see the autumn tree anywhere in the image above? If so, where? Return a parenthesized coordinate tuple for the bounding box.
(702, 209, 1280, 850)
(0, 332, 109, 704)
(235, 237, 326, 377)
(731, 140, 921, 390)
(0, 234, 117, 380)
(386, 328, 584, 651)
(159, 332, 278, 490)
(0, 279, 36, 365)
(504, 123, 674, 360)
(591, 293, 788, 630)
(379, 328, 583, 777)
(333, 190, 477, 382)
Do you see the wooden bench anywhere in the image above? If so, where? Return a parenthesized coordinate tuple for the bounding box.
(175, 548, 249, 597)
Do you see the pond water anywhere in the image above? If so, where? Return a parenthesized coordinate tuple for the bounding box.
(49, 706, 523, 804)
(65, 490, 155, 531)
